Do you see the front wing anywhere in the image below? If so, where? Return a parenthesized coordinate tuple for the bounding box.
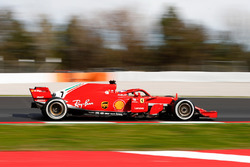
(195, 107, 217, 118)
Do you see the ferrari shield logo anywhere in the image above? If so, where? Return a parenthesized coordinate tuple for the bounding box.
(101, 101, 109, 109)
(140, 98, 144, 103)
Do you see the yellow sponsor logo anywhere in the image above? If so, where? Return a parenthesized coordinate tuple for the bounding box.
(114, 100, 125, 110)
(140, 98, 144, 103)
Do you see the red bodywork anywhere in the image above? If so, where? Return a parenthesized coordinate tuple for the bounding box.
(30, 82, 217, 120)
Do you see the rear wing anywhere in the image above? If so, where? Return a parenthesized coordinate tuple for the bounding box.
(29, 87, 52, 103)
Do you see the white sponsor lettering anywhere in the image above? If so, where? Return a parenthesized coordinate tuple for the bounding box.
(118, 94, 127, 96)
(33, 90, 42, 92)
(148, 103, 168, 107)
(135, 107, 144, 110)
(73, 99, 94, 108)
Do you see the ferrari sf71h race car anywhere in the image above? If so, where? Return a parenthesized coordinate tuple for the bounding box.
(30, 81, 217, 121)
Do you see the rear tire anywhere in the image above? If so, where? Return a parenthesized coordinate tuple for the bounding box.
(42, 98, 67, 120)
(173, 99, 195, 121)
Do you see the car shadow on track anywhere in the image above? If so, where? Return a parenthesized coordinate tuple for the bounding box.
(12, 113, 44, 121)
(12, 113, 214, 122)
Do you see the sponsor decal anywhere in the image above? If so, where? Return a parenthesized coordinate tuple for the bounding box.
(73, 99, 93, 108)
(31, 90, 43, 92)
(140, 98, 144, 103)
(35, 99, 46, 102)
(101, 101, 109, 109)
(148, 103, 168, 107)
(134, 107, 144, 110)
(114, 100, 125, 110)
(105, 91, 109, 95)
(118, 94, 127, 96)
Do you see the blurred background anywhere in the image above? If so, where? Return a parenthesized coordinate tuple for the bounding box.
(0, 0, 250, 73)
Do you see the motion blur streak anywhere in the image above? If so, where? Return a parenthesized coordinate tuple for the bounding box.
(0, 6, 249, 73)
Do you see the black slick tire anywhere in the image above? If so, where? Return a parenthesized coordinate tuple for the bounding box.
(41, 98, 67, 120)
(173, 99, 195, 121)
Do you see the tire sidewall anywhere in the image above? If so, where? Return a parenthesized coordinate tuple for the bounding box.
(45, 98, 67, 120)
(174, 99, 195, 121)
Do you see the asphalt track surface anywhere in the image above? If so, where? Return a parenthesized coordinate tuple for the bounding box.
(0, 97, 249, 122)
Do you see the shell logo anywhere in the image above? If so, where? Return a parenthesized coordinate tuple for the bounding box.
(114, 100, 125, 110)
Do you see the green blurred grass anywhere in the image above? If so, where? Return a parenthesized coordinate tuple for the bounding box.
(0, 124, 249, 151)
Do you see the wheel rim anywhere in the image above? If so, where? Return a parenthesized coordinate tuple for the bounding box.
(49, 102, 64, 117)
(178, 103, 192, 117)
(175, 100, 194, 120)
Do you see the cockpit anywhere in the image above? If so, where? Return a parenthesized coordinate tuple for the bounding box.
(126, 89, 151, 97)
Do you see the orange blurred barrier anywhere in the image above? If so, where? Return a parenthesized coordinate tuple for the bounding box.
(56, 72, 112, 82)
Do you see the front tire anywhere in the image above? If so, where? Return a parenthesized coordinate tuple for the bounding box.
(173, 99, 195, 121)
(42, 98, 68, 120)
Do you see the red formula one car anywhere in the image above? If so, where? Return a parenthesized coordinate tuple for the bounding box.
(30, 81, 217, 121)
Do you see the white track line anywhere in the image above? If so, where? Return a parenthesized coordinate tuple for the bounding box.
(44, 121, 223, 124)
(45, 121, 115, 124)
(121, 151, 250, 163)
(159, 121, 223, 124)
